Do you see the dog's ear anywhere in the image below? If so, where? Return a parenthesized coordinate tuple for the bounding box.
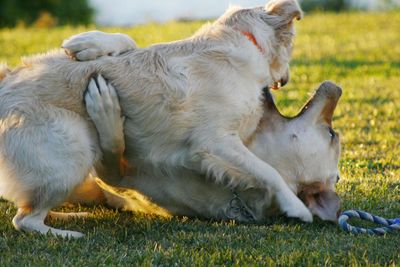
(260, 87, 287, 126)
(298, 81, 342, 126)
(265, 0, 303, 25)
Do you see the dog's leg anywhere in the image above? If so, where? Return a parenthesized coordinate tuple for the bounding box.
(199, 134, 313, 222)
(0, 107, 95, 238)
(62, 31, 137, 61)
(13, 208, 84, 238)
(66, 173, 107, 205)
(85, 75, 125, 186)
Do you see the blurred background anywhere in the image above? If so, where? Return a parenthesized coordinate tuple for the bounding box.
(0, 0, 399, 27)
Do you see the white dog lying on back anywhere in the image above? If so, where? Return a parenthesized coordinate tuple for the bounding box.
(0, 0, 339, 238)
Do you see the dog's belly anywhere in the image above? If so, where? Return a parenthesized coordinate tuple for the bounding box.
(114, 168, 272, 221)
(105, 166, 278, 222)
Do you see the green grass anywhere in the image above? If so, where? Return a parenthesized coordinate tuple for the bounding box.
(1, 11, 400, 266)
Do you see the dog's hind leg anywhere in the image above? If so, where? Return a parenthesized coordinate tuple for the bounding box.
(0, 106, 96, 238)
(66, 173, 107, 205)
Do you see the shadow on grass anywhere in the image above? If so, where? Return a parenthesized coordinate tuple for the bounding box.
(52, 205, 340, 241)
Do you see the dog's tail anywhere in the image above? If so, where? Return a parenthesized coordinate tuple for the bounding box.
(0, 63, 11, 82)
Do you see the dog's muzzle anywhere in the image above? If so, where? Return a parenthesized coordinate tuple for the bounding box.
(270, 77, 289, 91)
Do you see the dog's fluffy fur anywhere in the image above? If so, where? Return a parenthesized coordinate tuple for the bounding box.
(81, 80, 342, 223)
(0, 0, 340, 238)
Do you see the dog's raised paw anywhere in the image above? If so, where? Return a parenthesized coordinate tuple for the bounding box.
(62, 31, 137, 61)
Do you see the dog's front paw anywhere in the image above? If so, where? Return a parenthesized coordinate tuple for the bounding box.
(283, 202, 313, 223)
(276, 191, 313, 223)
(62, 31, 136, 61)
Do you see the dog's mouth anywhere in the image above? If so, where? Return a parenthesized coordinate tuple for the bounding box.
(269, 81, 282, 90)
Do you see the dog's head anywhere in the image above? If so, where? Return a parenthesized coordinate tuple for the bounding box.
(217, 0, 302, 90)
(254, 81, 342, 221)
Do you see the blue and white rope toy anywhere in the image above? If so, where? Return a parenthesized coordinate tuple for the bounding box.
(338, 210, 400, 235)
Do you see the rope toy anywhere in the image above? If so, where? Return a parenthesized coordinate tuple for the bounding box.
(338, 210, 400, 235)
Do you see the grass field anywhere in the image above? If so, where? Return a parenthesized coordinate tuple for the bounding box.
(0, 11, 400, 266)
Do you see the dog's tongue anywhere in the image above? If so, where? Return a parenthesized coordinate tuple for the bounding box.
(270, 82, 281, 90)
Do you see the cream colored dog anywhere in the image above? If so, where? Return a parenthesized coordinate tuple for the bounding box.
(0, 0, 340, 238)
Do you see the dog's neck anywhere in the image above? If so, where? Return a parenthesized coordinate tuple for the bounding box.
(240, 31, 263, 53)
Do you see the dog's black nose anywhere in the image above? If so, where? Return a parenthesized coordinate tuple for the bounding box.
(280, 77, 288, 87)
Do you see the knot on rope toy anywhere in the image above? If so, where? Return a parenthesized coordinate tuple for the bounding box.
(338, 210, 400, 235)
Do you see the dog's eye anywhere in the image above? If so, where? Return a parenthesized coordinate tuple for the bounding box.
(328, 127, 335, 139)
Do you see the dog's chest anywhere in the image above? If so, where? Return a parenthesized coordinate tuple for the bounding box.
(236, 101, 263, 142)
(221, 78, 264, 142)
